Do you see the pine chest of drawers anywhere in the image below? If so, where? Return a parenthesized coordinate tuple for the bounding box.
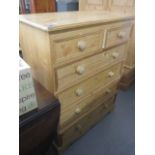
(19, 11, 134, 152)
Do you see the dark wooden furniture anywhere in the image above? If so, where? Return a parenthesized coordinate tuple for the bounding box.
(20, 0, 31, 14)
(19, 80, 60, 155)
(30, 0, 56, 13)
(20, 0, 26, 14)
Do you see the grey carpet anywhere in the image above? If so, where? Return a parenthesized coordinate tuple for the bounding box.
(48, 84, 135, 155)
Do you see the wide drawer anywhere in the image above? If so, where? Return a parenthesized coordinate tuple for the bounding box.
(58, 63, 121, 107)
(52, 27, 104, 64)
(56, 44, 126, 92)
(58, 96, 115, 148)
(60, 80, 118, 128)
(105, 24, 131, 48)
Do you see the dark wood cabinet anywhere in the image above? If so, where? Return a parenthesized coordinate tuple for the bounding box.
(19, 80, 60, 155)
(30, 0, 56, 13)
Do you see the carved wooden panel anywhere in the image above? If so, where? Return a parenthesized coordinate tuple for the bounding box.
(79, 0, 108, 11)
(79, 0, 135, 13)
(109, 0, 135, 13)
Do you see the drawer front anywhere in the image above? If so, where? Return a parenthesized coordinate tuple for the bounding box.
(58, 63, 121, 106)
(106, 24, 131, 48)
(53, 29, 103, 64)
(56, 44, 126, 91)
(60, 81, 118, 128)
(58, 65, 121, 124)
(61, 97, 115, 147)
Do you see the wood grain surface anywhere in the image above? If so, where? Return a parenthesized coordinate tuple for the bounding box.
(19, 11, 134, 32)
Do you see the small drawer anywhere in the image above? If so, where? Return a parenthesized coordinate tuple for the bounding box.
(106, 24, 131, 47)
(56, 44, 126, 92)
(53, 28, 104, 64)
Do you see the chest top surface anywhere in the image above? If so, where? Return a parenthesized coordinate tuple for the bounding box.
(19, 11, 134, 32)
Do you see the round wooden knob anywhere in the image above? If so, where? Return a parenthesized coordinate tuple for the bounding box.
(76, 124, 83, 133)
(112, 52, 119, 59)
(108, 71, 114, 77)
(75, 107, 81, 114)
(104, 103, 108, 109)
(75, 88, 83, 96)
(106, 89, 111, 94)
(117, 32, 126, 38)
(78, 41, 86, 51)
(76, 65, 85, 75)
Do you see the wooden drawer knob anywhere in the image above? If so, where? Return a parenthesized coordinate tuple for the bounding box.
(75, 107, 81, 114)
(117, 32, 126, 38)
(76, 65, 85, 75)
(76, 124, 83, 133)
(108, 71, 114, 77)
(104, 103, 109, 109)
(112, 52, 119, 59)
(78, 41, 86, 51)
(106, 89, 111, 94)
(75, 88, 83, 96)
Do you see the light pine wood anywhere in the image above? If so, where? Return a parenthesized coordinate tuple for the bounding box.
(51, 24, 104, 68)
(79, 0, 108, 11)
(109, 0, 135, 13)
(120, 23, 135, 89)
(55, 96, 116, 152)
(60, 79, 119, 129)
(53, 28, 104, 64)
(58, 63, 121, 125)
(19, 12, 133, 95)
(19, 23, 54, 93)
(79, 0, 135, 13)
(105, 23, 132, 48)
(119, 67, 135, 90)
(19, 11, 134, 32)
(79, 1, 135, 89)
(56, 45, 126, 92)
(19, 12, 133, 151)
(58, 63, 121, 106)
(51, 20, 132, 67)
(124, 24, 135, 68)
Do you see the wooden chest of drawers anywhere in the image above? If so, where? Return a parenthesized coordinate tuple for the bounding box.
(19, 11, 134, 152)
